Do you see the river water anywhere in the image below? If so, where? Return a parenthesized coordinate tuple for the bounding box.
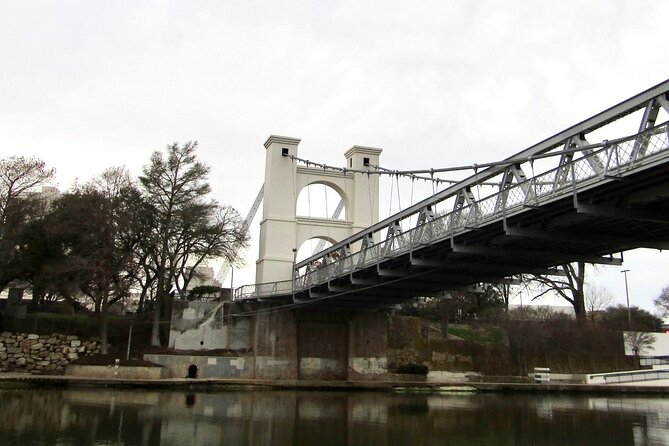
(0, 387, 667, 445)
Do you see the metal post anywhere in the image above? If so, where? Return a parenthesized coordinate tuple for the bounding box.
(230, 267, 234, 301)
(292, 248, 297, 301)
(126, 321, 133, 361)
(621, 269, 632, 329)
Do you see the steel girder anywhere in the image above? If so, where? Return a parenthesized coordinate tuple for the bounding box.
(235, 81, 669, 303)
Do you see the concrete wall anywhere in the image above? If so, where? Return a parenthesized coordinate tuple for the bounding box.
(623, 331, 669, 356)
(168, 301, 250, 351)
(347, 311, 388, 380)
(158, 303, 390, 381)
(298, 319, 348, 380)
(255, 307, 389, 381)
(66, 364, 168, 379)
(253, 309, 298, 379)
(144, 354, 255, 379)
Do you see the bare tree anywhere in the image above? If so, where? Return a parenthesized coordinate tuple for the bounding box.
(140, 142, 247, 347)
(175, 205, 247, 295)
(0, 156, 56, 221)
(0, 156, 55, 290)
(624, 331, 656, 358)
(491, 282, 516, 312)
(525, 262, 587, 322)
(654, 286, 669, 318)
(585, 284, 614, 322)
(86, 166, 133, 199)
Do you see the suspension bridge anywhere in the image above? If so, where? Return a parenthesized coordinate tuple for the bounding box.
(159, 80, 669, 381)
(226, 80, 669, 308)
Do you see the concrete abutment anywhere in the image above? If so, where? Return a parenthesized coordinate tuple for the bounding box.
(254, 306, 388, 381)
(152, 301, 388, 381)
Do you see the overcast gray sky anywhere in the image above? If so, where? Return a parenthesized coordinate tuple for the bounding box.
(2, 1, 669, 314)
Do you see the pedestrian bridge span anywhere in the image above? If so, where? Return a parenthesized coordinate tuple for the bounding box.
(235, 80, 669, 306)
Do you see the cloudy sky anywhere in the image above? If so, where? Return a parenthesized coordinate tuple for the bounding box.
(2, 1, 669, 314)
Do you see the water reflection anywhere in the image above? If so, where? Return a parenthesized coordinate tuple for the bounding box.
(0, 387, 667, 445)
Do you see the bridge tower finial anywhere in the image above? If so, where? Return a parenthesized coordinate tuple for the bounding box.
(344, 145, 382, 233)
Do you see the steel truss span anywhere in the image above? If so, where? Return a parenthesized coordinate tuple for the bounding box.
(236, 80, 669, 305)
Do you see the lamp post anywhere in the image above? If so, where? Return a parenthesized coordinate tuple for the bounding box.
(621, 269, 631, 330)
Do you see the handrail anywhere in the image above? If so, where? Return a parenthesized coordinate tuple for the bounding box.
(235, 120, 669, 301)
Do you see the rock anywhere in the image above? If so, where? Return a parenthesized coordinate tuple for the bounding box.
(0, 331, 110, 372)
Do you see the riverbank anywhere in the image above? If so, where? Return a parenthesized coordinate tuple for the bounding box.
(1, 372, 668, 394)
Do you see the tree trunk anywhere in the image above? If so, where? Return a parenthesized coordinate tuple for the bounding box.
(150, 261, 167, 347)
(30, 287, 42, 312)
(137, 287, 147, 314)
(573, 261, 587, 323)
(150, 293, 162, 347)
(99, 295, 109, 355)
(159, 291, 174, 343)
(438, 299, 449, 339)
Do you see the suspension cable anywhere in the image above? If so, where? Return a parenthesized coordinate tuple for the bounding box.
(388, 174, 394, 215)
(396, 173, 402, 211)
(283, 137, 617, 181)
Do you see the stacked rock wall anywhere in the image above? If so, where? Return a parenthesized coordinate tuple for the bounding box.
(0, 331, 101, 374)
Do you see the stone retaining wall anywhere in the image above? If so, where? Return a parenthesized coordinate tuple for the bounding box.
(0, 331, 101, 374)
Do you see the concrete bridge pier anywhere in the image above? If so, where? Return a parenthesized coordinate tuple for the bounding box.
(253, 307, 388, 381)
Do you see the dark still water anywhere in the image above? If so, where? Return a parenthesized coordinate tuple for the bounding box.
(0, 387, 667, 446)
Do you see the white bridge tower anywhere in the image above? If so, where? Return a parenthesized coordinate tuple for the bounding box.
(255, 135, 382, 284)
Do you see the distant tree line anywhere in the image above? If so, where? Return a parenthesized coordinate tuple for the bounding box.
(400, 270, 663, 333)
(0, 142, 248, 353)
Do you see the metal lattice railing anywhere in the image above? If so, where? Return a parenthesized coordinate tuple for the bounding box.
(234, 122, 669, 300)
(235, 280, 293, 299)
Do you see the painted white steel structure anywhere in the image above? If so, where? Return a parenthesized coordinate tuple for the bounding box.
(238, 80, 669, 302)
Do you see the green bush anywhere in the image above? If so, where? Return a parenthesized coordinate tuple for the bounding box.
(397, 362, 429, 375)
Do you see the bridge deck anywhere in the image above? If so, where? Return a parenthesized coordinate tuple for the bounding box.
(236, 81, 669, 307)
